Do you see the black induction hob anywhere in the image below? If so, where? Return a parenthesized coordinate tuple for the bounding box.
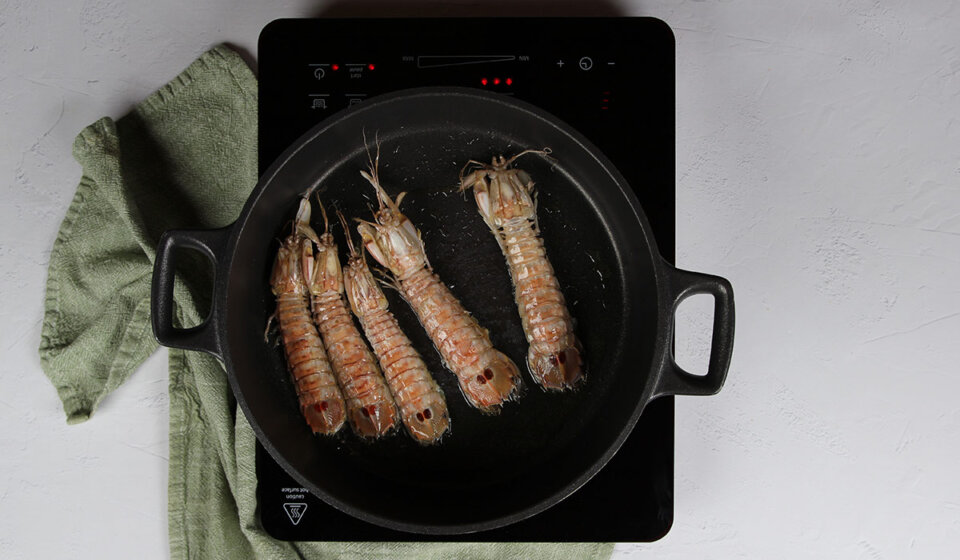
(256, 17, 675, 542)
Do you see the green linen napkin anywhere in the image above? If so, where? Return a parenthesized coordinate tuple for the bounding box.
(38, 45, 614, 560)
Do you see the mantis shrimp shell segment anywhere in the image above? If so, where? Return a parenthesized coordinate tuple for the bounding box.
(298, 198, 398, 438)
(339, 211, 451, 444)
(356, 156, 521, 413)
(269, 204, 346, 434)
(460, 150, 584, 390)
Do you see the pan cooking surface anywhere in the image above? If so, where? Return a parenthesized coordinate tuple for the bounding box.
(224, 91, 661, 531)
(304, 134, 622, 478)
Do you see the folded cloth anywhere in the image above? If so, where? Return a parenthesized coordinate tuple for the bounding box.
(38, 45, 614, 560)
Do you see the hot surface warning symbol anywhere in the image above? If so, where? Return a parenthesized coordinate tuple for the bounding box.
(283, 503, 308, 525)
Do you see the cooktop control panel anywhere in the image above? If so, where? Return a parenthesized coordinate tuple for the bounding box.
(259, 18, 675, 252)
(257, 17, 676, 542)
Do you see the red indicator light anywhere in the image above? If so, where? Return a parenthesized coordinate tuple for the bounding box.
(332, 64, 340, 71)
(493, 77, 501, 85)
(368, 64, 375, 70)
(506, 78, 513, 85)
(481, 78, 488, 86)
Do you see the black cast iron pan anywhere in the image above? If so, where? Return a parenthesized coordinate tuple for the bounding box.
(150, 87, 734, 534)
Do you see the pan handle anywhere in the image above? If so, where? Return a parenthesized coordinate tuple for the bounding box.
(653, 262, 735, 398)
(150, 226, 231, 360)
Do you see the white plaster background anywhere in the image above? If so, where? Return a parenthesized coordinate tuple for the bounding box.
(2, 1, 959, 558)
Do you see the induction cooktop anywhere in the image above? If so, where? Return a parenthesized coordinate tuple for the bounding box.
(256, 17, 676, 542)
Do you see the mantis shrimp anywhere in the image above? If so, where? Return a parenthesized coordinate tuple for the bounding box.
(269, 199, 346, 434)
(356, 149, 521, 413)
(338, 211, 451, 444)
(459, 150, 583, 390)
(299, 198, 398, 438)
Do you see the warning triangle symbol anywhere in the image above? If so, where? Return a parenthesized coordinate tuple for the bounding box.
(283, 502, 308, 525)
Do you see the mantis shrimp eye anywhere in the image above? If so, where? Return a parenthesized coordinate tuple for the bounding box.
(416, 412, 424, 421)
(476, 374, 487, 384)
(483, 368, 494, 380)
(422, 408, 432, 419)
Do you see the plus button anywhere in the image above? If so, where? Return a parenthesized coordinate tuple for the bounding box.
(556, 59, 565, 68)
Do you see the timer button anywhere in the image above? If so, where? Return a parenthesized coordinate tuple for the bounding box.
(579, 57, 593, 71)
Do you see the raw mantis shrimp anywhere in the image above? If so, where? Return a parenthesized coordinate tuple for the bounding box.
(357, 150, 521, 413)
(459, 150, 583, 390)
(269, 200, 346, 434)
(299, 198, 398, 438)
(338, 211, 451, 444)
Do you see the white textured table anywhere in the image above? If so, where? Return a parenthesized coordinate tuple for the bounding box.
(2, 1, 959, 558)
